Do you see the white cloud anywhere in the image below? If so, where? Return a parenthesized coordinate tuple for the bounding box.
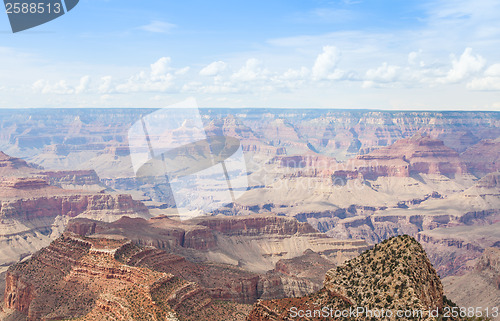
(201, 84, 240, 94)
(150, 57, 172, 79)
(280, 67, 309, 80)
(408, 50, 426, 67)
(441, 48, 486, 83)
(362, 62, 400, 88)
(113, 57, 189, 93)
(115, 72, 174, 93)
(75, 76, 91, 94)
(312, 46, 341, 80)
(139, 21, 176, 33)
(175, 67, 190, 75)
(466, 63, 500, 90)
(115, 60, 167, 92)
(200, 61, 227, 76)
(32, 76, 91, 95)
(98, 76, 113, 94)
(484, 63, 500, 76)
(466, 77, 500, 90)
(231, 58, 269, 82)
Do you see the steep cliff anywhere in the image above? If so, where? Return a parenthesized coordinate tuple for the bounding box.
(461, 138, 500, 177)
(0, 189, 150, 272)
(38, 169, 102, 189)
(416, 220, 500, 277)
(1, 233, 252, 321)
(247, 235, 454, 321)
(67, 214, 370, 274)
(442, 247, 500, 316)
(337, 134, 467, 180)
(0, 152, 151, 272)
(0, 152, 37, 177)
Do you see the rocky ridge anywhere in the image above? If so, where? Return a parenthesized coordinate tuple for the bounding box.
(461, 138, 500, 177)
(1, 233, 251, 321)
(0, 152, 151, 273)
(247, 235, 456, 321)
(336, 134, 467, 180)
(442, 247, 500, 315)
(66, 214, 371, 274)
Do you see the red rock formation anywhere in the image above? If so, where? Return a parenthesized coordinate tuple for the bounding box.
(247, 236, 448, 321)
(3, 273, 35, 314)
(0, 151, 36, 176)
(0, 151, 102, 188)
(270, 154, 337, 169)
(68, 214, 322, 251)
(192, 215, 317, 236)
(0, 177, 49, 190)
(461, 139, 500, 177)
(38, 169, 101, 186)
(65, 215, 369, 306)
(333, 134, 467, 180)
(0, 176, 74, 198)
(1, 233, 270, 320)
(67, 216, 215, 251)
(0, 193, 148, 220)
(442, 247, 500, 312)
(475, 171, 500, 189)
(3, 234, 171, 320)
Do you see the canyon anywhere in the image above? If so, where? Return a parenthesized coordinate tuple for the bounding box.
(0, 153, 150, 274)
(0, 214, 372, 320)
(65, 214, 370, 275)
(1, 233, 252, 321)
(247, 235, 453, 321)
(0, 108, 498, 319)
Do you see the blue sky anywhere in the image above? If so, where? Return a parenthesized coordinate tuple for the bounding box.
(1, 0, 500, 109)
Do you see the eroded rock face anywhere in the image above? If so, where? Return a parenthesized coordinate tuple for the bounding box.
(475, 171, 500, 189)
(3, 273, 35, 314)
(442, 247, 500, 314)
(1, 232, 336, 320)
(416, 233, 484, 277)
(0, 194, 148, 221)
(117, 245, 263, 304)
(0, 177, 49, 190)
(0, 152, 36, 177)
(272, 249, 336, 292)
(0, 190, 150, 273)
(337, 134, 467, 180)
(38, 170, 101, 187)
(476, 247, 500, 273)
(67, 216, 215, 251)
(461, 139, 500, 177)
(323, 235, 443, 310)
(0, 152, 105, 192)
(0, 152, 151, 273)
(2, 233, 255, 321)
(67, 214, 370, 275)
(415, 213, 500, 278)
(2, 110, 498, 166)
(62, 214, 374, 312)
(192, 215, 317, 236)
(247, 235, 448, 321)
